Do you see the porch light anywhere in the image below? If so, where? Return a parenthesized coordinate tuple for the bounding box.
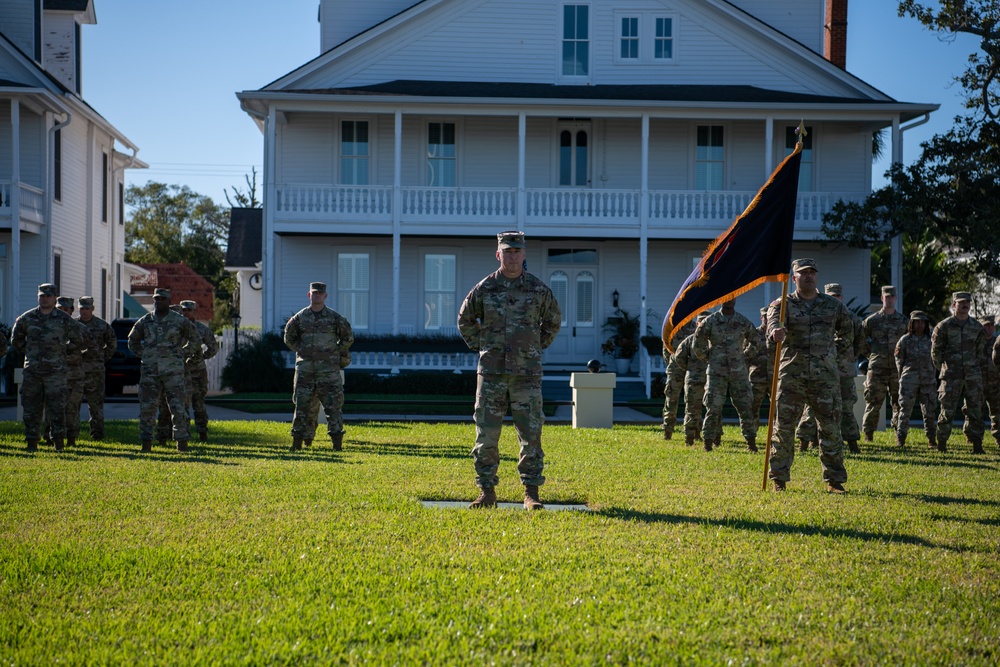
(612, 289, 619, 308)
(232, 312, 242, 350)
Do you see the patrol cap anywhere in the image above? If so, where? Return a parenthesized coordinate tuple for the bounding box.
(309, 282, 327, 293)
(56, 296, 74, 309)
(153, 288, 171, 299)
(881, 285, 896, 296)
(759, 307, 768, 316)
(180, 300, 197, 311)
(169, 304, 183, 313)
(982, 314, 996, 325)
(497, 231, 525, 249)
(791, 258, 817, 272)
(38, 283, 58, 296)
(909, 310, 930, 321)
(952, 291, 972, 302)
(824, 283, 843, 296)
(78, 296, 95, 309)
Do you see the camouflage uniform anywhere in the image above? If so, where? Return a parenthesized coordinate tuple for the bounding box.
(894, 317, 937, 447)
(129, 293, 201, 446)
(661, 320, 696, 439)
(767, 262, 853, 487)
(181, 304, 219, 439)
(748, 310, 775, 430)
(59, 302, 93, 445)
(10, 284, 87, 447)
(674, 333, 707, 445)
(77, 297, 116, 439)
(931, 296, 986, 452)
(284, 286, 354, 446)
(972, 318, 998, 445)
(458, 263, 561, 492)
(693, 307, 759, 450)
(860, 299, 909, 437)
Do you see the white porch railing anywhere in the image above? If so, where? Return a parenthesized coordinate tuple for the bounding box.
(350, 350, 479, 373)
(276, 184, 393, 218)
(526, 188, 640, 219)
(0, 181, 9, 209)
(0, 181, 46, 222)
(401, 187, 516, 219)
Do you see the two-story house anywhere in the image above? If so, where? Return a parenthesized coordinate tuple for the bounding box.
(1, 0, 144, 325)
(237, 0, 936, 367)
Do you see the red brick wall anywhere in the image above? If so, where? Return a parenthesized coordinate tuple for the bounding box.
(825, 0, 848, 69)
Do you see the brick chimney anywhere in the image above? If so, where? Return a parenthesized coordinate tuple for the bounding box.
(824, 0, 848, 69)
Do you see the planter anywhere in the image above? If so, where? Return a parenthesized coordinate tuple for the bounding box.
(614, 357, 633, 375)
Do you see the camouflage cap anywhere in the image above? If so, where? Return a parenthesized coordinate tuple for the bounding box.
(824, 283, 843, 296)
(759, 307, 768, 316)
(153, 288, 171, 299)
(180, 300, 197, 310)
(952, 291, 972, 302)
(309, 282, 327, 293)
(497, 230, 525, 249)
(982, 314, 996, 325)
(881, 285, 896, 296)
(56, 296, 74, 309)
(169, 304, 183, 313)
(909, 310, 930, 321)
(78, 296, 95, 309)
(38, 283, 58, 296)
(791, 258, 817, 272)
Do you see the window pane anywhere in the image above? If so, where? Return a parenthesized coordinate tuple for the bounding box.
(428, 122, 456, 186)
(338, 253, 370, 329)
(341, 121, 369, 185)
(576, 272, 594, 327)
(424, 254, 456, 330)
(550, 271, 568, 327)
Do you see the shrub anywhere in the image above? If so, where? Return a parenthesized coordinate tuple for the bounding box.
(221, 330, 292, 393)
(352, 332, 468, 353)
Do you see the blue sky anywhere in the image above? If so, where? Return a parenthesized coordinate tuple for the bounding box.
(81, 0, 977, 207)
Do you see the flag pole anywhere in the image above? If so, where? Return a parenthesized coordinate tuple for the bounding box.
(761, 276, 789, 491)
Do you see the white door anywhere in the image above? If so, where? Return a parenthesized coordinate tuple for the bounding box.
(545, 268, 598, 364)
(557, 122, 591, 187)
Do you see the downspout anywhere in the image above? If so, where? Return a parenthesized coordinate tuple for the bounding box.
(45, 107, 72, 289)
(110, 144, 139, 317)
(889, 113, 931, 313)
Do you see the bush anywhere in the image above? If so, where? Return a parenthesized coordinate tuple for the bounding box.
(352, 332, 467, 353)
(221, 330, 292, 393)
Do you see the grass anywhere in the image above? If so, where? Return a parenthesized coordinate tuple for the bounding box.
(210, 393, 559, 416)
(1, 421, 998, 665)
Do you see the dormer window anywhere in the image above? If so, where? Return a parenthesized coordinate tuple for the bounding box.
(614, 12, 677, 64)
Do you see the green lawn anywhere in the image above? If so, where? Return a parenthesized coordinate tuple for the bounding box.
(209, 393, 559, 416)
(1, 421, 998, 665)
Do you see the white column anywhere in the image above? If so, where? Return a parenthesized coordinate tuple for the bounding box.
(392, 110, 402, 335)
(640, 114, 650, 398)
(763, 116, 774, 307)
(517, 112, 526, 231)
(263, 105, 277, 331)
(10, 99, 20, 318)
(890, 115, 903, 312)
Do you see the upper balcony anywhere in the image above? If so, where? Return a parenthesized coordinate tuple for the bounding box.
(271, 183, 859, 240)
(0, 181, 46, 232)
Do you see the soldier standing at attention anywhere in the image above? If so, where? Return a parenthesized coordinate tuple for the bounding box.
(459, 231, 561, 510)
(970, 315, 998, 448)
(748, 307, 775, 431)
(932, 292, 987, 453)
(894, 311, 938, 448)
(661, 320, 696, 441)
(284, 282, 354, 452)
(77, 296, 116, 440)
(55, 297, 93, 447)
(179, 300, 219, 442)
(767, 259, 853, 493)
(129, 288, 201, 453)
(675, 316, 709, 447)
(693, 299, 760, 452)
(859, 286, 908, 440)
(10, 283, 87, 452)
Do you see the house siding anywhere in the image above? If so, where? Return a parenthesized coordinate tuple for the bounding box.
(727, 0, 825, 55)
(0, 0, 36, 59)
(41, 12, 78, 93)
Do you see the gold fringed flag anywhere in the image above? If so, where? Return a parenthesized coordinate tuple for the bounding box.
(662, 142, 802, 353)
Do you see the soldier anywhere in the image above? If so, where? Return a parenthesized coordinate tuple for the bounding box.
(10, 283, 87, 451)
(458, 231, 561, 510)
(284, 282, 354, 452)
(970, 315, 998, 447)
(675, 315, 709, 447)
(693, 299, 759, 452)
(931, 292, 987, 453)
(894, 311, 938, 448)
(859, 286, 908, 440)
(178, 300, 219, 442)
(128, 288, 201, 453)
(54, 297, 93, 447)
(661, 320, 696, 440)
(795, 283, 864, 453)
(77, 296, 116, 440)
(748, 307, 775, 431)
(155, 305, 194, 447)
(767, 259, 853, 493)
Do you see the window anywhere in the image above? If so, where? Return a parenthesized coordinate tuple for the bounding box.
(101, 152, 109, 223)
(786, 126, 814, 191)
(116, 262, 122, 318)
(54, 129, 62, 202)
(101, 268, 108, 320)
(424, 254, 456, 330)
(559, 127, 589, 186)
(427, 122, 455, 187)
(575, 271, 594, 327)
(340, 120, 369, 185)
(695, 125, 724, 190)
(654, 18, 673, 59)
(338, 253, 370, 329)
(53, 253, 61, 292)
(118, 182, 125, 225)
(620, 17, 639, 60)
(562, 4, 589, 76)
(549, 271, 569, 328)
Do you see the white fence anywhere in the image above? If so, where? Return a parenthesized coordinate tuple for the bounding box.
(206, 329, 232, 392)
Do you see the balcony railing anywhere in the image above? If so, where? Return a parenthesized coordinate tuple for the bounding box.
(0, 181, 46, 224)
(273, 184, 860, 230)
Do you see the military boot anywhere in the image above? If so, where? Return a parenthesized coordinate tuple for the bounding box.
(332, 431, 344, 452)
(662, 426, 672, 441)
(523, 485, 544, 510)
(53, 437, 64, 452)
(703, 438, 713, 452)
(26, 439, 39, 452)
(971, 440, 985, 455)
(926, 431, 937, 449)
(798, 438, 810, 452)
(936, 435, 948, 452)
(685, 434, 695, 447)
(895, 432, 906, 448)
(827, 481, 846, 494)
(198, 431, 208, 443)
(469, 487, 497, 508)
(140, 440, 152, 453)
(745, 437, 758, 453)
(847, 440, 860, 454)
(773, 479, 786, 492)
(66, 436, 76, 448)
(290, 436, 303, 451)
(864, 431, 874, 443)
(303, 438, 313, 447)
(176, 440, 189, 453)
(158, 439, 168, 448)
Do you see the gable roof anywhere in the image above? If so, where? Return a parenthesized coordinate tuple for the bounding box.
(225, 208, 263, 269)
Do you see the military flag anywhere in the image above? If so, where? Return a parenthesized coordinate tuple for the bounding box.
(662, 141, 802, 353)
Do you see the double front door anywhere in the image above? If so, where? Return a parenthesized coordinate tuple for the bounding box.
(544, 261, 599, 364)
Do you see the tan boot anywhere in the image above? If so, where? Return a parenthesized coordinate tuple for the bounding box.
(745, 437, 758, 453)
(469, 487, 497, 509)
(303, 438, 313, 447)
(662, 426, 672, 441)
(53, 437, 64, 452)
(826, 481, 846, 494)
(523, 485, 544, 510)
(332, 431, 344, 452)
(290, 436, 303, 451)
(176, 440, 189, 453)
(773, 479, 786, 492)
(140, 440, 152, 453)
(26, 439, 39, 452)
(685, 434, 695, 447)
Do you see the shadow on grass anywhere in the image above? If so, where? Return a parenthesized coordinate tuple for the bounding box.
(348, 438, 470, 459)
(597, 507, 974, 553)
(882, 491, 1000, 508)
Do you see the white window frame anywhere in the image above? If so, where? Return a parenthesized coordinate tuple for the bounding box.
(613, 12, 678, 65)
(338, 118, 373, 186)
(425, 120, 459, 187)
(559, 3, 591, 81)
(336, 249, 373, 330)
(784, 125, 815, 192)
(421, 249, 460, 332)
(693, 124, 726, 191)
(618, 16, 639, 61)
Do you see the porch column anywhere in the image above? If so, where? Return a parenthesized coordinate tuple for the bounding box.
(640, 114, 650, 397)
(263, 105, 277, 331)
(763, 116, 774, 307)
(392, 110, 402, 335)
(517, 112, 526, 231)
(890, 115, 903, 312)
(10, 99, 20, 318)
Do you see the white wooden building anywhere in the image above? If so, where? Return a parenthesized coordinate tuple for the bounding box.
(237, 0, 937, 367)
(0, 0, 144, 325)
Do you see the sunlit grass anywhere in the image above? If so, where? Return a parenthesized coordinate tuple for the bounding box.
(1, 421, 998, 664)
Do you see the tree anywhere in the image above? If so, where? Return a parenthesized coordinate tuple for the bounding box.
(822, 1, 1000, 280)
(225, 167, 262, 209)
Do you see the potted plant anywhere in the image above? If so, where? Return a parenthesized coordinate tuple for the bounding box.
(602, 309, 641, 374)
